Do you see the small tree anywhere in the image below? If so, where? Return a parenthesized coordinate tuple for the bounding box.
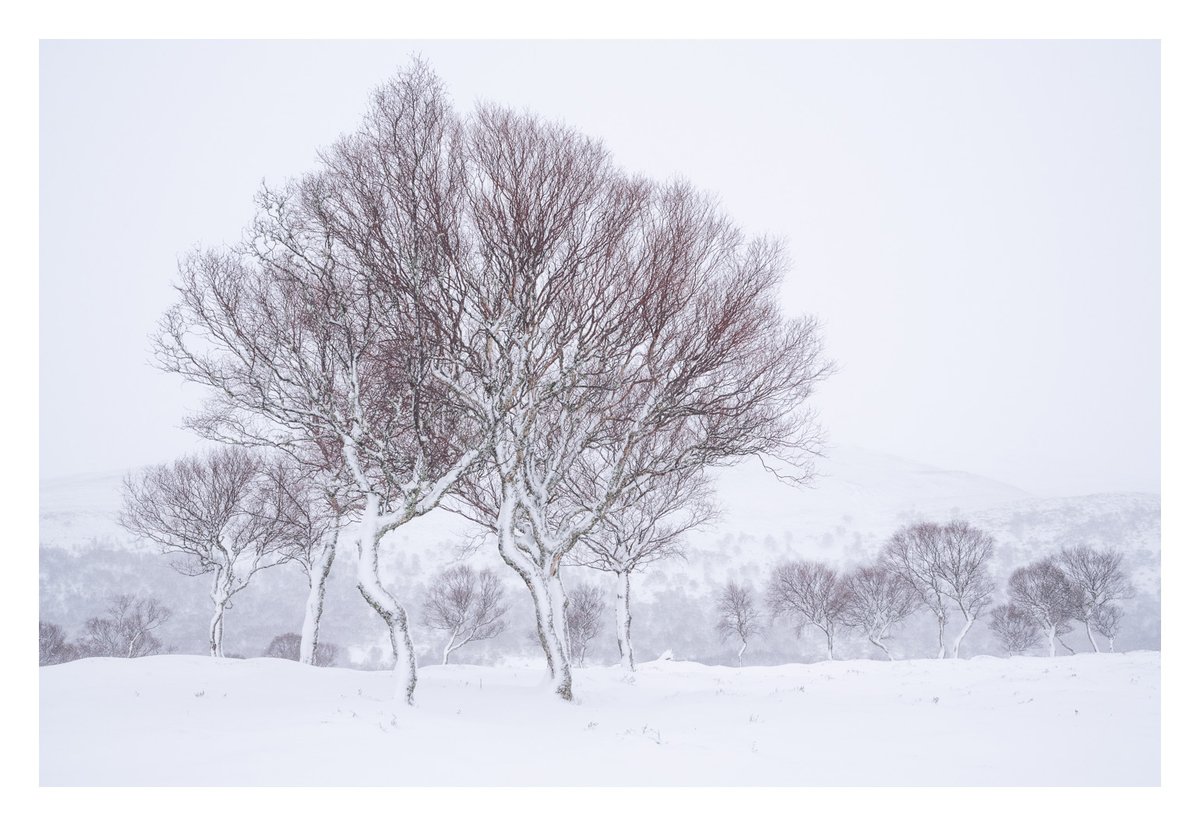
(1007, 559, 1077, 656)
(768, 560, 849, 660)
(989, 603, 1039, 655)
(842, 562, 919, 660)
(120, 447, 287, 657)
(566, 584, 606, 667)
(1094, 603, 1123, 653)
(422, 566, 508, 665)
(1058, 545, 1133, 653)
(263, 632, 340, 667)
(78, 595, 172, 658)
(715, 582, 762, 665)
(39, 621, 80, 665)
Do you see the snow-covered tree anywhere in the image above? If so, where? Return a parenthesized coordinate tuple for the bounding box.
(768, 560, 849, 660)
(566, 583, 606, 667)
(571, 468, 716, 671)
(715, 582, 762, 665)
(883, 522, 950, 658)
(120, 448, 286, 657)
(259, 455, 350, 666)
(1058, 545, 1133, 653)
(1007, 559, 1077, 656)
(842, 562, 919, 660)
(1094, 602, 1123, 653)
(989, 603, 1039, 655)
(422, 566, 508, 665)
(937, 521, 996, 657)
(78, 594, 172, 658)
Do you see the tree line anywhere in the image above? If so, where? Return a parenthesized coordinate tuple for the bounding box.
(714, 522, 1133, 663)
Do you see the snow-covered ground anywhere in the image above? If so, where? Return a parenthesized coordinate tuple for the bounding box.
(40, 651, 1159, 786)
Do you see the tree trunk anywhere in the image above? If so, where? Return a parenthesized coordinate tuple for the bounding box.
(1085, 618, 1099, 653)
(936, 613, 946, 659)
(442, 629, 460, 666)
(355, 494, 418, 705)
(737, 639, 747, 665)
(825, 629, 835, 660)
(1108, 635, 1115, 653)
(1046, 627, 1057, 657)
(209, 604, 225, 658)
(951, 615, 974, 659)
(869, 636, 894, 661)
(614, 569, 634, 672)
(299, 538, 337, 666)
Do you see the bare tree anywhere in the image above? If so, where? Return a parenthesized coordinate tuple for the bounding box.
(989, 603, 1040, 655)
(937, 521, 996, 657)
(571, 468, 716, 671)
(78, 595, 172, 658)
(1058, 545, 1133, 653)
(259, 455, 350, 666)
(883, 522, 950, 658)
(565, 584, 606, 667)
(1093, 602, 1123, 652)
(1007, 559, 1077, 656)
(39, 621, 80, 665)
(120, 448, 285, 657)
(842, 562, 919, 660)
(715, 581, 762, 665)
(768, 560, 849, 660)
(422, 566, 508, 665)
(152, 63, 500, 703)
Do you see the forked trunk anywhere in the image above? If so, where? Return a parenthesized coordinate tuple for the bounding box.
(614, 569, 634, 672)
(869, 635, 894, 661)
(299, 538, 337, 666)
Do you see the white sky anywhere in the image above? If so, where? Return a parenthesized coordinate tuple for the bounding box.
(39, 40, 1159, 496)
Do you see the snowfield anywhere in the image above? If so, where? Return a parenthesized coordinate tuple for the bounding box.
(40, 651, 1159, 786)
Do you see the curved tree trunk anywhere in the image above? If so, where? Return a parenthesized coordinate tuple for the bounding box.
(869, 635, 894, 661)
(299, 538, 337, 666)
(1085, 619, 1099, 653)
(737, 639, 747, 665)
(355, 495, 418, 705)
(951, 615, 975, 659)
(614, 569, 634, 672)
(209, 569, 230, 658)
(441, 629, 460, 666)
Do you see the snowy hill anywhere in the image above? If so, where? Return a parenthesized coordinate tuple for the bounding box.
(39, 445, 1160, 662)
(40, 652, 1160, 785)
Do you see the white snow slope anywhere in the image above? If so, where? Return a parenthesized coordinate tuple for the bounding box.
(40, 651, 1159, 786)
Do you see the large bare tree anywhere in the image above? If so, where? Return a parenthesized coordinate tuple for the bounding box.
(989, 603, 1039, 655)
(120, 447, 286, 657)
(1058, 545, 1132, 653)
(883, 522, 950, 658)
(767, 560, 849, 660)
(571, 467, 716, 671)
(937, 521, 996, 658)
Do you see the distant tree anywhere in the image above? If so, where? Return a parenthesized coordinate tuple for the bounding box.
(883, 522, 951, 658)
(78, 595, 172, 658)
(422, 566, 509, 665)
(571, 468, 716, 671)
(120, 447, 288, 657)
(566, 584, 606, 668)
(989, 603, 1039, 655)
(39, 621, 80, 666)
(1093, 603, 1123, 653)
(1007, 559, 1077, 656)
(842, 562, 919, 660)
(259, 454, 351, 666)
(263, 632, 340, 667)
(1058, 545, 1133, 653)
(715, 581, 762, 665)
(937, 521, 996, 657)
(768, 560, 849, 660)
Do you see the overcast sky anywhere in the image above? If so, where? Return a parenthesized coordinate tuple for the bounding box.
(39, 40, 1159, 496)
